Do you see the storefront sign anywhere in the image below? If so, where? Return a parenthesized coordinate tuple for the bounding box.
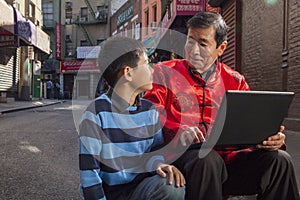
(0, 27, 16, 47)
(176, 0, 206, 16)
(117, 5, 133, 27)
(77, 46, 101, 59)
(56, 24, 61, 59)
(61, 60, 99, 73)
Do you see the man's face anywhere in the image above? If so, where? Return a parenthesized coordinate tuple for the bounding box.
(185, 26, 226, 73)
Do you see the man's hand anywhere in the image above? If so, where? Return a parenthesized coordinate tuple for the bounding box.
(156, 164, 186, 187)
(180, 126, 206, 146)
(257, 125, 286, 150)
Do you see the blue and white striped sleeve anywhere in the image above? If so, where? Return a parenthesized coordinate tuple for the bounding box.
(79, 110, 106, 200)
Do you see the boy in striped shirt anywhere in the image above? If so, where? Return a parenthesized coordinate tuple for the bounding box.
(78, 36, 185, 200)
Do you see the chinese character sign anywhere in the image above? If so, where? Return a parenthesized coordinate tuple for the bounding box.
(176, 0, 206, 16)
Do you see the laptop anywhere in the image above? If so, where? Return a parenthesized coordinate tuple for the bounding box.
(204, 90, 295, 147)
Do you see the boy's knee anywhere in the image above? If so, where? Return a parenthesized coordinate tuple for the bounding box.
(159, 183, 185, 200)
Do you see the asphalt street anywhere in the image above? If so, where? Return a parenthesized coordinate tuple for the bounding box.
(0, 100, 299, 200)
(0, 101, 81, 199)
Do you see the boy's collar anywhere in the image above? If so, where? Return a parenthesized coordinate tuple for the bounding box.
(106, 88, 141, 112)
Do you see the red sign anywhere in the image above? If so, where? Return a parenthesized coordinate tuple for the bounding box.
(56, 23, 61, 59)
(0, 27, 16, 47)
(60, 60, 99, 73)
(176, 0, 206, 16)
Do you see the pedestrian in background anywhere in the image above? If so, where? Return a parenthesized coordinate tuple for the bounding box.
(54, 80, 61, 99)
(46, 77, 53, 99)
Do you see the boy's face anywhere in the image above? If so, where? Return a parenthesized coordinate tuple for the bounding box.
(130, 52, 153, 92)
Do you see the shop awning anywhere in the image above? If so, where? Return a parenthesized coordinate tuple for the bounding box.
(0, 0, 15, 47)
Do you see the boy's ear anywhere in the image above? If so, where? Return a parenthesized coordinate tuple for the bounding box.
(123, 66, 133, 81)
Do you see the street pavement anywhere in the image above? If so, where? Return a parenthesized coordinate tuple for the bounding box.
(1, 99, 299, 200)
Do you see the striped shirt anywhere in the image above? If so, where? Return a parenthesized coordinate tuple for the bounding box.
(79, 93, 165, 200)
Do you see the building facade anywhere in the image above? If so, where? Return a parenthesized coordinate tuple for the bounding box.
(58, 0, 110, 99)
(110, 0, 141, 40)
(209, 0, 300, 131)
(0, 0, 50, 101)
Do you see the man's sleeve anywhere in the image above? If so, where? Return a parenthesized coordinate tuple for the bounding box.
(79, 111, 106, 200)
(143, 65, 185, 144)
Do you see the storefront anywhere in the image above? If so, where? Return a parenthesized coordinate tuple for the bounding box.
(60, 59, 100, 99)
(0, 0, 50, 101)
(0, 0, 18, 101)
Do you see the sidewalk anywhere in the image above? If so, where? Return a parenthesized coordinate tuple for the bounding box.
(0, 99, 65, 115)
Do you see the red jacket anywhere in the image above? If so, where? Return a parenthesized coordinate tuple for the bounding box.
(144, 59, 251, 162)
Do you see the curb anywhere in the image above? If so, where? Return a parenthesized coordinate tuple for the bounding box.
(0, 100, 66, 115)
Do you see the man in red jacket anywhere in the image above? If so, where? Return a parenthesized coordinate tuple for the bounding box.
(144, 11, 300, 200)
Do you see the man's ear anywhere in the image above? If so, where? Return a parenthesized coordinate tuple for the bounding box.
(122, 66, 133, 81)
(217, 41, 227, 57)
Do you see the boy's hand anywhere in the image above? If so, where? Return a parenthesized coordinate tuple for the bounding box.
(257, 125, 286, 150)
(180, 126, 206, 146)
(156, 164, 186, 187)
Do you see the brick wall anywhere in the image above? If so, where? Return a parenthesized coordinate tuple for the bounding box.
(241, 0, 283, 91)
(286, 0, 300, 130)
(240, 0, 300, 131)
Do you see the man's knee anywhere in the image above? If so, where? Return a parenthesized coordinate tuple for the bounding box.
(195, 150, 225, 170)
(263, 149, 293, 167)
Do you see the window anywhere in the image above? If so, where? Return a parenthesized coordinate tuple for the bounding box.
(80, 40, 89, 46)
(96, 5, 108, 21)
(145, 10, 149, 35)
(13, 2, 20, 11)
(29, 3, 35, 18)
(42, 2, 53, 27)
(97, 39, 105, 45)
(66, 42, 73, 57)
(65, 1, 72, 24)
(153, 4, 157, 22)
(66, 35, 72, 43)
(81, 7, 88, 21)
(132, 21, 140, 40)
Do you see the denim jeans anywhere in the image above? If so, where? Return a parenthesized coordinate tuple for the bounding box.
(106, 174, 185, 200)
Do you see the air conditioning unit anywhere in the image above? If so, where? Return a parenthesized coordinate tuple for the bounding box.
(65, 18, 72, 24)
(150, 21, 157, 30)
(80, 17, 87, 22)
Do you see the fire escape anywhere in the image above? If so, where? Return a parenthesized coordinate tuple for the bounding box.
(75, 0, 108, 46)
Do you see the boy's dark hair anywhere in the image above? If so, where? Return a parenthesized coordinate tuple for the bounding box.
(98, 36, 146, 88)
(187, 12, 229, 48)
